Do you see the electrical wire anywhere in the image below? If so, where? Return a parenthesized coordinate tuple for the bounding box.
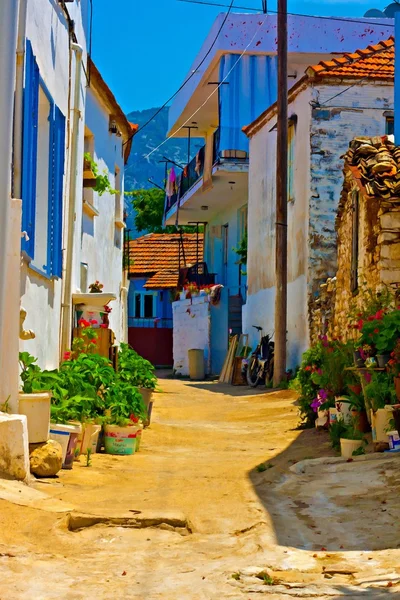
(144, 11, 269, 159)
(123, 0, 235, 146)
(178, 0, 396, 27)
(315, 45, 394, 107)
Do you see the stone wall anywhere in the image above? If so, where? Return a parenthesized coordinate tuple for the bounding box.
(310, 168, 400, 341)
(172, 296, 211, 376)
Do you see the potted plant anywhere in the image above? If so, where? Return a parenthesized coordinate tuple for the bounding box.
(18, 352, 56, 444)
(340, 418, 368, 458)
(118, 343, 157, 426)
(89, 280, 104, 294)
(103, 380, 147, 455)
(365, 372, 396, 444)
(348, 392, 369, 433)
(100, 304, 112, 328)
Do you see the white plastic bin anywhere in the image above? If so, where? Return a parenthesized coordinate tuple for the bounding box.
(19, 392, 51, 443)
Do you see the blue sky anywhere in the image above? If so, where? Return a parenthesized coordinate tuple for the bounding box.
(91, 0, 392, 114)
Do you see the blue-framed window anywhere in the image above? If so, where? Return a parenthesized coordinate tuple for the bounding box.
(22, 41, 65, 278)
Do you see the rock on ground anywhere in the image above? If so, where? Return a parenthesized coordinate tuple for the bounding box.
(29, 440, 63, 477)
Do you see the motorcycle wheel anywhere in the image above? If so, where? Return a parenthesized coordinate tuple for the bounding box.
(247, 356, 262, 388)
(265, 357, 274, 387)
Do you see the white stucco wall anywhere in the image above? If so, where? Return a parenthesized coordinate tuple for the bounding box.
(244, 87, 312, 368)
(172, 297, 211, 376)
(20, 0, 89, 369)
(80, 88, 125, 343)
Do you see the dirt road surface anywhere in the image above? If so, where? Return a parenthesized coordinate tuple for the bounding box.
(0, 377, 400, 599)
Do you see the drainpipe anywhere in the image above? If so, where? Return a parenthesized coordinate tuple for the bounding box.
(0, 1, 19, 396)
(13, 0, 27, 200)
(60, 42, 83, 359)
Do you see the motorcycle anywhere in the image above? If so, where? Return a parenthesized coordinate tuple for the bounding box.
(246, 326, 274, 388)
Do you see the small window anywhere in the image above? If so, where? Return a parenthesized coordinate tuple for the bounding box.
(288, 120, 295, 202)
(386, 117, 394, 136)
(135, 293, 141, 318)
(144, 294, 154, 318)
(351, 191, 359, 293)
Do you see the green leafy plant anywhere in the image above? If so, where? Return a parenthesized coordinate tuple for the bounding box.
(19, 352, 61, 394)
(341, 417, 368, 444)
(329, 419, 347, 451)
(129, 188, 199, 234)
(104, 379, 147, 426)
(86, 448, 92, 467)
(118, 343, 157, 390)
(232, 233, 247, 275)
(364, 372, 396, 410)
(84, 153, 117, 196)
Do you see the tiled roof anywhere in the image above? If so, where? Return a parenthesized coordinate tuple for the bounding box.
(144, 269, 179, 290)
(307, 38, 394, 80)
(344, 135, 400, 200)
(128, 233, 204, 286)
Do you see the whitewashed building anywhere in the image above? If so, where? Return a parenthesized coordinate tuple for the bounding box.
(0, 0, 134, 479)
(243, 39, 394, 368)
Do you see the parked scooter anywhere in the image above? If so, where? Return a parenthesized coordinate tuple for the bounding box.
(246, 326, 274, 388)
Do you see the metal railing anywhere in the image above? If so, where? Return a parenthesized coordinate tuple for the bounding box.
(128, 317, 173, 329)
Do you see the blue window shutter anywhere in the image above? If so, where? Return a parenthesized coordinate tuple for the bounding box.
(21, 41, 39, 257)
(49, 106, 66, 278)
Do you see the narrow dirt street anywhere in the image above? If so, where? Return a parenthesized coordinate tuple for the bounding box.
(1, 377, 400, 598)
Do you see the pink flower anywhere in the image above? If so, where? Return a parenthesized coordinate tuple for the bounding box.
(100, 324, 107, 329)
(90, 319, 98, 325)
(63, 351, 72, 361)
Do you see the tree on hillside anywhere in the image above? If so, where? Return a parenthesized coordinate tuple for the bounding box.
(128, 188, 200, 234)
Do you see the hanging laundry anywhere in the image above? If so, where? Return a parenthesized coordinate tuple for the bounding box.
(166, 167, 177, 199)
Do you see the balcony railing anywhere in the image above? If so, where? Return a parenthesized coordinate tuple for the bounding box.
(128, 317, 173, 329)
(164, 126, 247, 217)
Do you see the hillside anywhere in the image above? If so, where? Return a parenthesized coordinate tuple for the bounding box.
(125, 107, 203, 192)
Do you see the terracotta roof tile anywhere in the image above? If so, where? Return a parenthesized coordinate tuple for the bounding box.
(144, 269, 179, 290)
(308, 37, 394, 80)
(128, 233, 204, 288)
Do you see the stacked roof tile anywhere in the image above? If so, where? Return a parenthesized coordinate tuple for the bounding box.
(344, 136, 400, 200)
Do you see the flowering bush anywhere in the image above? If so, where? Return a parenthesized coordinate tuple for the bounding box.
(64, 319, 98, 360)
(292, 337, 354, 427)
(356, 307, 400, 355)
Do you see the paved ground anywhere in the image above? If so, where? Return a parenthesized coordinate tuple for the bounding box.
(0, 377, 400, 598)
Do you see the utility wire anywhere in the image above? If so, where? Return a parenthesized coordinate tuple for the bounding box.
(123, 0, 235, 146)
(145, 12, 269, 160)
(315, 44, 394, 107)
(178, 0, 395, 27)
(126, 1, 393, 144)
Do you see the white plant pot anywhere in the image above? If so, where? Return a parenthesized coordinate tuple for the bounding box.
(19, 391, 51, 443)
(340, 438, 364, 459)
(335, 398, 352, 424)
(179, 291, 187, 300)
(371, 407, 392, 443)
(315, 409, 329, 428)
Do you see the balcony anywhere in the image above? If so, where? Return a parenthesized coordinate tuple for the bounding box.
(164, 128, 249, 225)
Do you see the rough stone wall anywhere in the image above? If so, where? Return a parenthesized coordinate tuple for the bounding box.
(310, 171, 400, 342)
(308, 83, 393, 298)
(172, 296, 211, 376)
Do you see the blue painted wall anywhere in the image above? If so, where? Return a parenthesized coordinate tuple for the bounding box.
(396, 13, 400, 143)
(219, 54, 278, 154)
(128, 278, 173, 327)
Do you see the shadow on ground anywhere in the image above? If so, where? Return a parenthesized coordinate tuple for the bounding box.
(248, 406, 400, 553)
